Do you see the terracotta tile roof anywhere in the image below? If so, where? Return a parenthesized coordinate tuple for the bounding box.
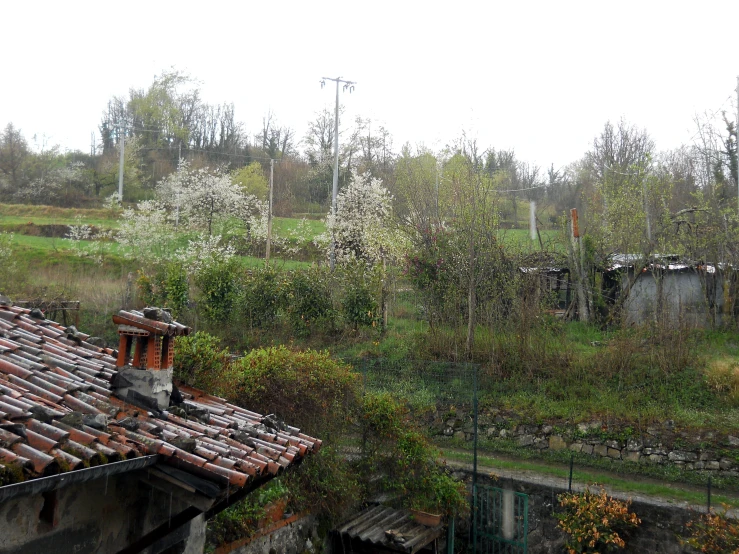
(0, 305, 321, 493)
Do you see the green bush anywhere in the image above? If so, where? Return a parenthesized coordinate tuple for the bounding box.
(359, 392, 468, 517)
(173, 331, 231, 393)
(279, 267, 336, 336)
(137, 261, 189, 318)
(230, 346, 358, 439)
(194, 258, 241, 323)
(238, 267, 281, 328)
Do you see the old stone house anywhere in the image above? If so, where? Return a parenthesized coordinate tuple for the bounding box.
(0, 305, 320, 554)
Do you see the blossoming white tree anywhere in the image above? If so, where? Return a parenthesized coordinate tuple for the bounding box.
(156, 159, 263, 236)
(321, 170, 404, 265)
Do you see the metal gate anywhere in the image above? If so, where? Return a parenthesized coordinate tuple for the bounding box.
(472, 485, 528, 553)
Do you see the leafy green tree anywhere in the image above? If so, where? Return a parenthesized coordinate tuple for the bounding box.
(0, 123, 29, 194)
(231, 162, 268, 200)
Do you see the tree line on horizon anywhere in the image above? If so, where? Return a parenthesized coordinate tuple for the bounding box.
(0, 69, 737, 239)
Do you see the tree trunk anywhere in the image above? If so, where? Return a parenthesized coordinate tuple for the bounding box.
(466, 238, 476, 359)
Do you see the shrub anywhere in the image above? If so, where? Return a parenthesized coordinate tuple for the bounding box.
(207, 479, 290, 548)
(194, 258, 240, 323)
(137, 262, 189, 318)
(279, 267, 336, 336)
(684, 507, 739, 553)
(238, 267, 281, 328)
(230, 346, 358, 439)
(340, 261, 382, 331)
(281, 446, 361, 526)
(173, 331, 232, 394)
(556, 487, 640, 553)
(359, 392, 468, 518)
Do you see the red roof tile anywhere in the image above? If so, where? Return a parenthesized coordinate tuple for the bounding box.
(0, 306, 321, 497)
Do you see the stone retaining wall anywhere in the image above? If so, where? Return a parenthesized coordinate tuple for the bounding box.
(432, 409, 739, 476)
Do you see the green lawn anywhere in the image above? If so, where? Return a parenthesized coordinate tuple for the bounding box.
(0, 203, 120, 228)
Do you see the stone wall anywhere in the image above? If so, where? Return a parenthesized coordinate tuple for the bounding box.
(0, 469, 205, 554)
(453, 469, 698, 553)
(215, 513, 322, 554)
(433, 409, 739, 477)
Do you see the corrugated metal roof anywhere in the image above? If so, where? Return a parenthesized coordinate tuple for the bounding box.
(336, 504, 443, 553)
(0, 305, 320, 495)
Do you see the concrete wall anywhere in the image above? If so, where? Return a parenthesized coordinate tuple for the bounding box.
(454, 470, 696, 553)
(0, 469, 204, 554)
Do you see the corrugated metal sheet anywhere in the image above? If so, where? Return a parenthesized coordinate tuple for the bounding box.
(336, 504, 443, 553)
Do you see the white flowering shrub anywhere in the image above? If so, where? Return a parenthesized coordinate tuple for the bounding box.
(116, 200, 177, 264)
(176, 234, 235, 274)
(321, 171, 406, 265)
(65, 217, 113, 265)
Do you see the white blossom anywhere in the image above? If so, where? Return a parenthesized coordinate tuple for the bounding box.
(175, 234, 235, 273)
(321, 171, 406, 264)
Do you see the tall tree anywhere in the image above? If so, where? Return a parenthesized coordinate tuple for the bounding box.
(0, 123, 29, 193)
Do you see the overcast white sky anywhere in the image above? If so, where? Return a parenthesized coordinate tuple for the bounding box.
(2, 0, 738, 170)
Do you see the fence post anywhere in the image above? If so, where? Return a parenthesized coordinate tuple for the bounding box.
(707, 477, 712, 513)
(472, 363, 478, 554)
(568, 454, 574, 492)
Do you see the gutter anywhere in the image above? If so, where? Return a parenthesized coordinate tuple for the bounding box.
(0, 454, 160, 503)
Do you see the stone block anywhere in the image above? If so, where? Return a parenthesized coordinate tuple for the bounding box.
(607, 448, 621, 459)
(581, 444, 594, 455)
(499, 429, 509, 438)
(706, 461, 720, 470)
(534, 437, 548, 450)
(720, 458, 734, 470)
(626, 438, 642, 452)
(668, 451, 698, 463)
(569, 442, 583, 453)
(593, 445, 608, 457)
(649, 454, 664, 463)
(728, 435, 739, 447)
(549, 435, 567, 451)
(700, 451, 716, 462)
(623, 451, 640, 463)
(453, 431, 466, 441)
(605, 440, 621, 450)
(541, 425, 553, 435)
(518, 434, 534, 447)
(486, 427, 497, 437)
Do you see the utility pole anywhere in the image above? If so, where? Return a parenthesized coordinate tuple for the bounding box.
(321, 76, 356, 269)
(736, 75, 739, 213)
(117, 126, 125, 204)
(266, 159, 274, 264)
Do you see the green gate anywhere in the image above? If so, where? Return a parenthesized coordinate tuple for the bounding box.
(472, 485, 528, 553)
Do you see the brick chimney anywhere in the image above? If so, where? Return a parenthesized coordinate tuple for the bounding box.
(110, 308, 190, 411)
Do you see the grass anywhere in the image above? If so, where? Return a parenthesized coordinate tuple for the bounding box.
(0, 203, 120, 228)
(441, 448, 739, 508)
(271, 217, 326, 237)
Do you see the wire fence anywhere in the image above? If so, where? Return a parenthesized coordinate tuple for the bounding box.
(345, 357, 481, 410)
